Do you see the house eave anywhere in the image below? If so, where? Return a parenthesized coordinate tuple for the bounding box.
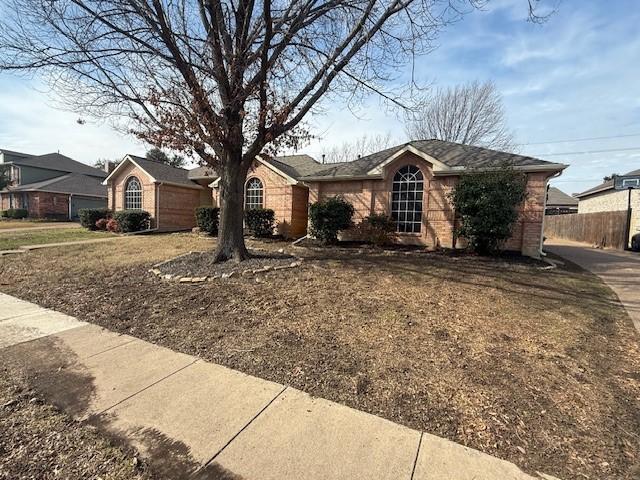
(574, 185, 614, 199)
(154, 180, 204, 190)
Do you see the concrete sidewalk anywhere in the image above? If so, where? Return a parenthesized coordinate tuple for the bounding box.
(545, 239, 640, 333)
(0, 236, 125, 256)
(0, 222, 80, 233)
(0, 292, 559, 480)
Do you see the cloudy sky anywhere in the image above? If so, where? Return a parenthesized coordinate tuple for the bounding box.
(1, 0, 638, 195)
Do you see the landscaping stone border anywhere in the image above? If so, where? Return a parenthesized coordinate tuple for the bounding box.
(149, 249, 303, 284)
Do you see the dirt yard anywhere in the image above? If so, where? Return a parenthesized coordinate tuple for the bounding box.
(1, 233, 639, 480)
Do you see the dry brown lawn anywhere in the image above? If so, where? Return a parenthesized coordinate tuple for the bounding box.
(1, 233, 639, 480)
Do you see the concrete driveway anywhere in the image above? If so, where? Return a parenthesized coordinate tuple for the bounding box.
(545, 239, 640, 333)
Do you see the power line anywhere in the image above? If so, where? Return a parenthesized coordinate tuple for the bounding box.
(532, 146, 640, 157)
(521, 132, 640, 146)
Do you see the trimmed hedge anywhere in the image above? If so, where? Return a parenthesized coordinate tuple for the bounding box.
(245, 208, 275, 237)
(195, 206, 220, 236)
(309, 196, 354, 244)
(112, 210, 151, 233)
(1, 208, 28, 219)
(78, 208, 111, 230)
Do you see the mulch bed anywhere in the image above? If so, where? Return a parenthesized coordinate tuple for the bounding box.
(156, 249, 297, 277)
(1, 237, 639, 480)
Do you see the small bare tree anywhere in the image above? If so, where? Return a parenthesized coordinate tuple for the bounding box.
(405, 80, 515, 151)
(321, 133, 396, 164)
(0, 1, 543, 261)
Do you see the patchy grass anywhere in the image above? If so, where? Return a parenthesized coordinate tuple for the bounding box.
(0, 227, 114, 250)
(1, 233, 639, 480)
(0, 364, 156, 479)
(0, 219, 78, 230)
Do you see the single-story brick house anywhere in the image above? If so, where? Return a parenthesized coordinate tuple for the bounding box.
(301, 140, 566, 257)
(105, 141, 566, 257)
(0, 149, 107, 219)
(103, 155, 215, 231)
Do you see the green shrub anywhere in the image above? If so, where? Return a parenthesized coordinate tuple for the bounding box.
(357, 213, 396, 246)
(112, 210, 151, 233)
(0, 210, 7, 218)
(309, 196, 355, 244)
(245, 208, 275, 237)
(449, 166, 527, 255)
(78, 208, 111, 230)
(195, 206, 220, 236)
(2, 208, 28, 219)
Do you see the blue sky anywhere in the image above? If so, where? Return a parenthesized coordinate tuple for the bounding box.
(1, 0, 639, 195)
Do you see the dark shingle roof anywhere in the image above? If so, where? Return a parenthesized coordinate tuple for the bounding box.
(263, 154, 326, 179)
(301, 139, 561, 180)
(188, 165, 218, 179)
(0, 149, 33, 160)
(547, 187, 578, 206)
(576, 168, 640, 198)
(127, 155, 202, 187)
(8, 152, 107, 178)
(3, 173, 107, 197)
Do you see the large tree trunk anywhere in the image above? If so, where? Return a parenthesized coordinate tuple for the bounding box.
(213, 151, 251, 263)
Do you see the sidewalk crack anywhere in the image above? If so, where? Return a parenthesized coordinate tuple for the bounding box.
(410, 432, 424, 480)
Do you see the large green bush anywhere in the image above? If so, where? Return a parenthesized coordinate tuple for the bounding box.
(309, 196, 355, 244)
(195, 206, 220, 235)
(449, 166, 527, 255)
(1, 208, 28, 219)
(244, 208, 275, 237)
(112, 210, 151, 233)
(78, 208, 111, 230)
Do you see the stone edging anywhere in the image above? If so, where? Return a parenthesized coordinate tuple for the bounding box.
(148, 249, 303, 284)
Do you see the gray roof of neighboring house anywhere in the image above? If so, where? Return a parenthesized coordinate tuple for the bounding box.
(6, 152, 107, 178)
(0, 149, 34, 161)
(2, 173, 107, 198)
(127, 155, 202, 188)
(547, 187, 578, 206)
(300, 139, 562, 180)
(576, 168, 640, 198)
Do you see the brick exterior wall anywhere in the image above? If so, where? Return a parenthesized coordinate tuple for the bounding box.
(108, 163, 157, 226)
(578, 188, 640, 239)
(107, 161, 207, 231)
(157, 183, 201, 231)
(308, 151, 553, 258)
(1, 191, 69, 219)
(212, 160, 309, 238)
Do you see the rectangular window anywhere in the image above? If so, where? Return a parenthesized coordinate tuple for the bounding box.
(622, 178, 639, 188)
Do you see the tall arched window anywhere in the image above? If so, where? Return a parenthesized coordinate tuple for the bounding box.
(245, 178, 264, 210)
(124, 176, 142, 210)
(391, 165, 424, 233)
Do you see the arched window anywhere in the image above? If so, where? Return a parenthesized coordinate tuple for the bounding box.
(124, 176, 142, 210)
(391, 165, 424, 233)
(245, 178, 264, 210)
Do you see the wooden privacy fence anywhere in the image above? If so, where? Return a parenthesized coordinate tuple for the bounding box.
(544, 211, 628, 249)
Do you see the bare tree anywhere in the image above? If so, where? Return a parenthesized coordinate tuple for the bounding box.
(321, 132, 396, 164)
(405, 80, 515, 151)
(0, 1, 543, 261)
(146, 148, 187, 168)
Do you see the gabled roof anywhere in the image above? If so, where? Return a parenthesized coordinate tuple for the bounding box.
(6, 152, 107, 178)
(547, 187, 578, 207)
(301, 139, 566, 181)
(104, 155, 204, 189)
(1, 173, 107, 198)
(575, 168, 640, 198)
(0, 149, 33, 161)
(261, 154, 326, 179)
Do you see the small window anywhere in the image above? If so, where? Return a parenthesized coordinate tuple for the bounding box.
(245, 178, 264, 210)
(124, 176, 143, 210)
(622, 178, 639, 188)
(391, 165, 424, 233)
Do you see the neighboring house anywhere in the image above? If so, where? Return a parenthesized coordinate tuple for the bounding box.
(104, 155, 216, 232)
(545, 186, 578, 215)
(105, 140, 566, 257)
(0, 149, 108, 219)
(575, 168, 640, 239)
